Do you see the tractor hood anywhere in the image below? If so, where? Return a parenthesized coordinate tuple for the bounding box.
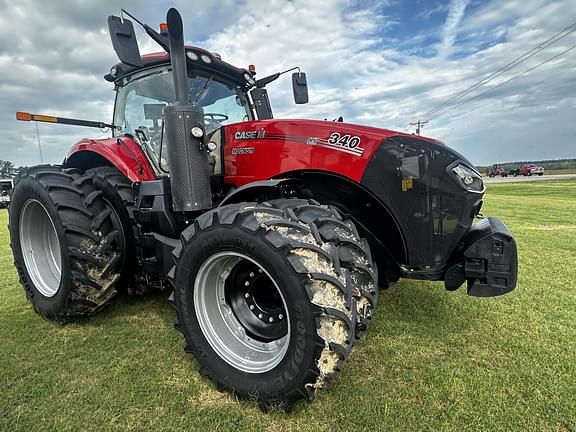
(221, 118, 476, 185)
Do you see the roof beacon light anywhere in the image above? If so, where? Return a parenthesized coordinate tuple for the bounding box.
(159, 22, 168, 34)
(248, 64, 256, 73)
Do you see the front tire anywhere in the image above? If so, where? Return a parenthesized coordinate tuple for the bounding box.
(9, 166, 123, 321)
(170, 199, 377, 407)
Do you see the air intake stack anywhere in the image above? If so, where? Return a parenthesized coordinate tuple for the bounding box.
(163, 8, 212, 212)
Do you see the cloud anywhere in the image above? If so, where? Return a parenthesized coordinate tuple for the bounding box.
(437, 0, 470, 58)
(0, 0, 574, 168)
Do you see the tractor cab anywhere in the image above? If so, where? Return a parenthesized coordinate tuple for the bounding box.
(110, 58, 255, 173)
(106, 38, 307, 175)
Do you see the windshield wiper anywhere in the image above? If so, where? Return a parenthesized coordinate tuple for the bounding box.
(193, 75, 214, 106)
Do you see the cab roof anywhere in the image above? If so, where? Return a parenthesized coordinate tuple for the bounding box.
(105, 45, 254, 89)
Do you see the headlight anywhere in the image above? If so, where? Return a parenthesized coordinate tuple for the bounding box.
(243, 72, 256, 86)
(186, 51, 199, 61)
(452, 163, 484, 192)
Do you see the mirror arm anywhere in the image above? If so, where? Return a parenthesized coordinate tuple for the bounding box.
(255, 66, 301, 88)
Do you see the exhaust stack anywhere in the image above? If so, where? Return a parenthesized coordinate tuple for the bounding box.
(163, 8, 212, 212)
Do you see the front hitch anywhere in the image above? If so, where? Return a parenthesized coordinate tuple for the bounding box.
(444, 217, 518, 297)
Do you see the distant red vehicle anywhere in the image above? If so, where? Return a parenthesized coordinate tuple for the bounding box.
(517, 164, 544, 176)
(488, 165, 508, 177)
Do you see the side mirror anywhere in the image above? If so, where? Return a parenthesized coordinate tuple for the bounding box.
(292, 72, 309, 104)
(108, 16, 143, 67)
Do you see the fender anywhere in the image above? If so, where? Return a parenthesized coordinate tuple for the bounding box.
(218, 178, 297, 207)
(217, 171, 407, 279)
(64, 136, 156, 182)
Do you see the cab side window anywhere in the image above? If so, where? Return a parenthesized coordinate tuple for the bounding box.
(114, 69, 174, 169)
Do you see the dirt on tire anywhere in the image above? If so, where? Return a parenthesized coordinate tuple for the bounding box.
(169, 198, 378, 408)
(9, 165, 124, 321)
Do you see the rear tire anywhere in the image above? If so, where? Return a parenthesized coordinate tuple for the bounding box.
(9, 166, 123, 321)
(170, 199, 378, 407)
(85, 167, 143, 293)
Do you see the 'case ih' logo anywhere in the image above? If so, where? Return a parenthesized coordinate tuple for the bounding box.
(234, 129, 266, 140)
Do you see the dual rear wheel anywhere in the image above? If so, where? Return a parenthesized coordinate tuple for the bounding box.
(9, 166, 125, 320)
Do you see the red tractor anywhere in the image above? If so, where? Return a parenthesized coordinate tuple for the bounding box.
(9, 9, 517, 408)
(488, 165, 508, 177)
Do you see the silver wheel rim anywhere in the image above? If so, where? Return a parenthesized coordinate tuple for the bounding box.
(194, 252, 290, 373)
(19, 199, 62, 297)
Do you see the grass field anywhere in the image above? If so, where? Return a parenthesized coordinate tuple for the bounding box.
(1, 180, 575, 431)
(545, 169, 576, 176)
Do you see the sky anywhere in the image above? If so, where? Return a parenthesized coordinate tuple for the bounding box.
(0, 0, 575, 167)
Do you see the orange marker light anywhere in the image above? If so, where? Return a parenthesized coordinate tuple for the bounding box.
(16, 112, 32, 121)
(248, 64, 256, 73)
(159, 22, 168, 33)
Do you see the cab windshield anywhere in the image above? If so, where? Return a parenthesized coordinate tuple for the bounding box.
(113, 67, 252, 168)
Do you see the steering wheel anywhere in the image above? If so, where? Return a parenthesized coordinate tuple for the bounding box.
(204, 113, 229, 126)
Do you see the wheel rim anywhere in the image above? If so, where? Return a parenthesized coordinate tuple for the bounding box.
(194, 252, 290, 373)
(19, 199, 62, 297)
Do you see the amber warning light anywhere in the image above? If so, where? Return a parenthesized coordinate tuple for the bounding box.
(16, 112, 32, 121)
(16, 112, 57, 123)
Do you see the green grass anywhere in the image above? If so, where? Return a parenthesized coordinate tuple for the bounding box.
(545, 169, 576, 175)
(1, 180, 575, 431)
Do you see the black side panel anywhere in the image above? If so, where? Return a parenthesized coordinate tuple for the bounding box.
(250, 88, 274, 120)
(133, 178, 181, 237)
(362, 136, 482, 274)
(133, 179, 182, 279)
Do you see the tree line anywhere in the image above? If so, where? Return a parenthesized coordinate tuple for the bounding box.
(0, 160, 23, 178)
(477, 158, 576, 172)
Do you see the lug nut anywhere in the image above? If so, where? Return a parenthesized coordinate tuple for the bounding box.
(258, 313, 263, 319)
(244, 281, 250, 286)
(258, 269, 263, 274)
(249, 305, 255, 310)
(244, 292, 249, 298)
(278, 314, 284, 320)
(268, 317, 274, 323)
(249, 272, 255, 278)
